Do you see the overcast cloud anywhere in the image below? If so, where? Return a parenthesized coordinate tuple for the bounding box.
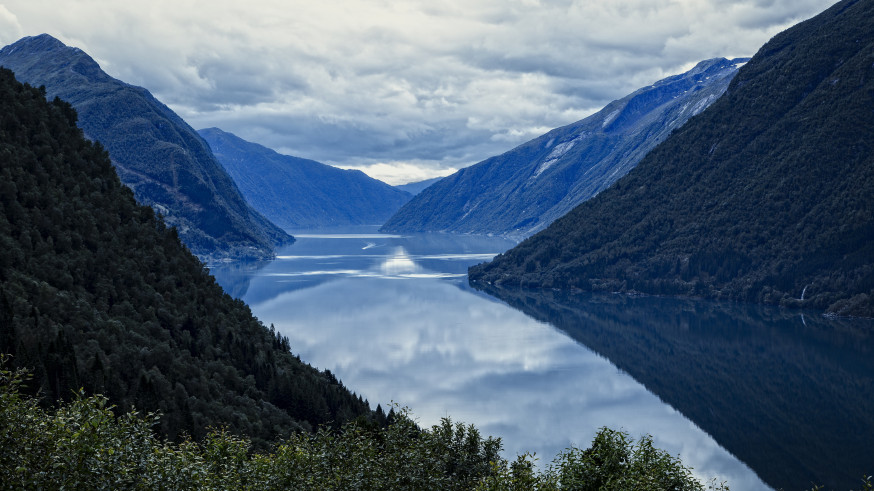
(0, 0, 836, 184)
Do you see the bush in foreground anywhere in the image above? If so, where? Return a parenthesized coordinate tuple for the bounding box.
(1, 359, 726, 490)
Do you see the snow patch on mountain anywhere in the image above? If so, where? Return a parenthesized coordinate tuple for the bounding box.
(692, 94, 717, 115)
(602, 109, 620, 128)
(531, 133, 589, 179)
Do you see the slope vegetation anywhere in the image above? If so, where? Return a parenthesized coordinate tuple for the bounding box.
(470, 0, 874, 317)
(0, 67, 369, 447)
(0, 34, 291, 260)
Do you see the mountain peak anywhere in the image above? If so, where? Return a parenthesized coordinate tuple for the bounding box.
(686, 57, 748, 76)
(0, 33, 88, 60)
(470, 0, 874, 317)
(0, 35, 292, 260)
(0, 33, 105, 84)
(198, 127, 413, 230)
(0, 33, 65, 53)
(382, 56, 746, 237)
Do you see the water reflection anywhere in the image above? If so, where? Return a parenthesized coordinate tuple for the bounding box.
(207, 258, 271, 298)
(474, 284, 874, 491)
(211, 232, 776, 489)
(252, 276, 768, 489)
(380, 247, 422, 276)
(211, 233, 515, 304)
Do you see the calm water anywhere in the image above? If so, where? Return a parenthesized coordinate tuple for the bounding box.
(211, 231, 874, 490)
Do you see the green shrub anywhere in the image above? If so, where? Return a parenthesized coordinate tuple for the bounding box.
(1, 357, 723, 490)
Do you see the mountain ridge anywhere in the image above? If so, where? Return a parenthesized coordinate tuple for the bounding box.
(0, 66, 371, 448)
(382, 57, 748, 237)
(198, 127, 412, 230)
(469, 0, 874, 317)
(395, 177, 444, 196)
(0, 34, 291, 261)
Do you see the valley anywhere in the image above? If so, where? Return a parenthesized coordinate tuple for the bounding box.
(1, 0, 872, 488)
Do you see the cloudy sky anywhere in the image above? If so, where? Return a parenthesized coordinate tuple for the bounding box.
(1, 0, 836, 184)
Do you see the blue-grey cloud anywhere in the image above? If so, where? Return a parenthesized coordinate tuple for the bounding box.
(0, 0, 837, 183)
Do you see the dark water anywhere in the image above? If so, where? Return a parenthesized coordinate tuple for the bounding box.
(211, 231, 874, 490)
(475, 284, 874, 490)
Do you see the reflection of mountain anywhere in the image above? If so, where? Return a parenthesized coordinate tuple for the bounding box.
(211, 234, 516, 304)
(208, 259, 271, 299)
(475, 284, 874, 491)
(389, 233, 517, 275)
(386, 232, 517, 253)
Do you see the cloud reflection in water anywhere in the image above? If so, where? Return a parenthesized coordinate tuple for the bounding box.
(251, 279, 767, 490)
(214, 232, 767, 489)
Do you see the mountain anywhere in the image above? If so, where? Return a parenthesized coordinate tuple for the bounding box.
(470, 0, 874, 317)
(0, 34, 291, 261)
(395, 177, 444, 196)
(381, 57, 748, 237)
(198, 128, 412, 230)
(0, 67, 370, 447)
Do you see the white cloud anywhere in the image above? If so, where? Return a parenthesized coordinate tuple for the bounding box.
(0, 4, 23, 45)
(242, 266, 768, 488)
(1, 0, 837, 183)
(336, 161, 458, 186)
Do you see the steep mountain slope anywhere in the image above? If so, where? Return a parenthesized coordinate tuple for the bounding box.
(382, 58, 747, 236)
(0, 34, 291, 260)
(0, 67, 370, 447)
(395, 177, 444, 196)
(198, 128, 412, 230)
(470, 0, 874, 317)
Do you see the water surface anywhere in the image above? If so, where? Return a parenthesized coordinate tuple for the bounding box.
(211, 231, 872, 490)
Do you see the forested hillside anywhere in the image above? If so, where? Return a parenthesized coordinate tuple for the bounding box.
(0, 34, 291, 261)
(0, 68, 720, 489)
(0, 67, 370, 447)
(470, 0, 874, 317)
(199, 128, 411, 230)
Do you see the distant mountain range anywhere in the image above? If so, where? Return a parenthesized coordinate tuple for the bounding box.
(470, 0, 874, 317)
(198, 128, 412, 231)
(0, 34, 291, 261)
(395, 177, 444, 196)
(382, 57, 747, 237)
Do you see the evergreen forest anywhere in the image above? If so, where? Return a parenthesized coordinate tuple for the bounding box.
(0, 65, 738, 489)
(470, 0, 874, 317)
(0, 67, 370, 448)
(0, 34, 292, 262)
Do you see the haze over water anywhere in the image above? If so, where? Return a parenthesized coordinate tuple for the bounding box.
(211, 230, 874, 491)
